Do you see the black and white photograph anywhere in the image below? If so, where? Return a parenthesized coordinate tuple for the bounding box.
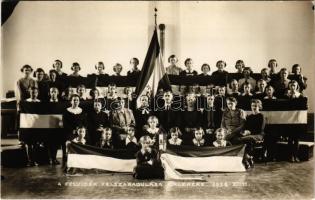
(1, 1, 314, 199)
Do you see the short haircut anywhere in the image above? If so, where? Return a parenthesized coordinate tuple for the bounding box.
(33, 68, 45, 78)
(288, 80, 300, 90)
(268, 59, 277, 68)
(201, 63, 210, 71)
(90, 87, 100, 97)
(184, 58, 192, 66)
(168, 54, 178, 63)
(243, 82, 252, 89)
(226, 96, 238, 103)
(71, 62, 81, 71)
(20, 65, 33, 72)
(235, 60, 245, 69)
(53, 60, 63, 68)
(251, 99, 263, 110)
(77, 84, 86, 90)
(70, 94, 80, 101)
(169, 127, 182, 137)
(243, 67, 253, 75)
(291, 64, 300, 73)
(130, 57, 139, 66)
(216, 60, 226, 67)
(139, 135, 152, 144)
(95, 61, 105, 70)
(215, 128, 228, 138)
(265, 85, 274, 92)
(147, 115, 159, 125)
(194, 127, 205, 135)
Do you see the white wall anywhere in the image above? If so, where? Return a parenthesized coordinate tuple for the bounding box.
(1, 1, 314, 111)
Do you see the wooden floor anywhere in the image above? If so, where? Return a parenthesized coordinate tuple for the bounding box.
(1, 159, 314, 199)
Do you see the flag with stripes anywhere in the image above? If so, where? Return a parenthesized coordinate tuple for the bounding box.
(19, 102, 67, 142)
(135, 28, 171, 107)
(67, 142, 136, 173)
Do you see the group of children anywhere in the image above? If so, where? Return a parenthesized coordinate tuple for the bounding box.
(16, 57, 307, 168)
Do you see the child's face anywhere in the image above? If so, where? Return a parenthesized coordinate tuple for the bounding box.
(118, 100, 125, 110)
(243, 69, 250, 77)
(73, 66, 80, 73)
(266, 87, 274, 96)
(217, 62, 225, 71)
(68, 88, 75, 96)
(130, 59, 138, 68)
(207, 95, 215, 105)
(30, 89, 39, 98)
(261, 69, 268, 78)
(77, 87, 86, 96)
(293, 66, 301, 75)
(235, 63, 243, 72)
(170, 57, 177, 65)
(231, 81, 238, 90)
(218, 87, 226, 96)
(127, 129, 135, 137)
(102, 131, 112, 140)
(125, 87, 132, 95)
(97, 65, 104, 73)
(270, 61, 277, 70)
(244, 85, 251, 93)
(114, 66, 122, 74)
(280, 70, 288, 79)
(78, 128, 86, 138)
(54, 61, 62, 71)
(258, 81, 267, 91)
(23, 68, 32, 76)
(50, 88, 59, 99)
(194, 131, 203, 140)
(37, 71, 45, 81)
(142, 141, 150, 149)
(171, 132, 179, 139)
(148, 119, 158, 128)
(202, 66, 210, 74)
(91, 90, 99, 98)
(289, 82, 298, 91)
(94, 102, 102, 112)
(216, 130, 225, 141)
(186, 95, 196, 106)
(50, 72, 57, 80)
(251, 103, 260, 112)
(227, 100, 236, 110)
(163, 92, 173, 103)
(140, 96, 149, 107)
(71, 97, 80, 107)
(185, 60, 193, 70)
(109, 86, 116, 95)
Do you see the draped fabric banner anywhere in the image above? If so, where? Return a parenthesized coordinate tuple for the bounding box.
(67, 142, 136, 173)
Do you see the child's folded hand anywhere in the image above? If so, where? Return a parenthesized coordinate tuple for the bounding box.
(147, 160, 153, 165)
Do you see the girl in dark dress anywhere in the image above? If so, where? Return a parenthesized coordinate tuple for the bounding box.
(211, 60, 229, 86)
(87, 100, 109, 146)
(69, 62, 82, 77)
(96, 128, 114, 149)
(179, 58, 198, 76)
(180, 93, 203, 143)
(52, 59, 67, 77)
(199, 63, 211, 76)
(34, 68, 50, 102)
(127, 58, 141, 77)
(167, 127, 183, 146)
(62, 94, 87, 162)
(48, 69, 65, 96)
(288, 64, 307, 92)
(133, 136, 164, 180)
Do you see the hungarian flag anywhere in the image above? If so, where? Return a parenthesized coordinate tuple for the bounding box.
(67, 142, 136, 173)
(161, 145, 246, 180)
(135, 28, 171, 106)
(19, 102, 67, 142)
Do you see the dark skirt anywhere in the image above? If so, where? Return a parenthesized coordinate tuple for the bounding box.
(133, 164, 164, 180)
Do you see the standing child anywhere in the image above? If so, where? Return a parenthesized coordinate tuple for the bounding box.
(69, 62, 82, 77)
(113, 63, 123, 76)
(166, 55, 182, 75)
(179, 58, 198, 76)
(17, 65, 36, 102)
(127, 58, 141, 77)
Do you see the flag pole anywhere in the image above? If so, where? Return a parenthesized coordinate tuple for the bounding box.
(154, 8, 157, 27)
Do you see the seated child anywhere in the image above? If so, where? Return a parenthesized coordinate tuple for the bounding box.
(77, 84, 87, 100)
(263, 85, 277, 100)
(192, 127, 207, 147)
(97, 127, 114, 149)
(72, 126, 87, 145)
(143, 116, 166, 149)
(49, 87, 59, 102)
(212, 128, 232, 147)
(168, 127, 183, 146)
(26, 86, 40, 102)
(285, 80, 304, 99)
(133, 136, 164, 180)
